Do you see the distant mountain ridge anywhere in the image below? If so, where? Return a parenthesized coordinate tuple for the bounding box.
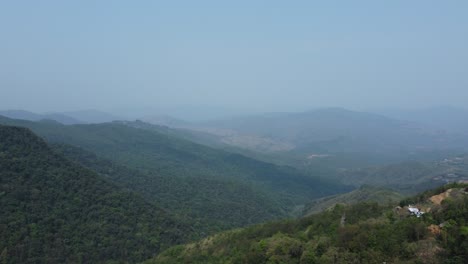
(58, 109, 125, 123)
(0, 110, 83, 124)
(197, 107, 468, 157)
(140, 115, 192, 128)
(0, 109, 126, 124)
(0, 116, 350, 234)
(375, 106, 468, 133)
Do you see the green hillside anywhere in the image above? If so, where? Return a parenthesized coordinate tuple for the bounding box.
(0, 116, 350, 234)
(51, 143, 289, 234)
(0, 125, 192, 263)
(303, 185, 404, 215)
(338, 157, 468, 194)
(149, 183, 468, 264)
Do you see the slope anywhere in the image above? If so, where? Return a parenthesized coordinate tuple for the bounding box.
(0, 110, 82, 124)
(200, 108, 468, 166)
(149, 183, 468, 264)
(338, 157, 468, 194)
(303, 185, 404, 215)
(58, 109, 124, 123)
(0, 116, 350, 234)
(376, 106, 468, 133)
(51, 143, 289, 234)
(0, 125, 191, 263)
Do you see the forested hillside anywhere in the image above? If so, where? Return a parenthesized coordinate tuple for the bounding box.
(149, 183, 468, 264)
(52, 143, 289, 234)
(337, 157, 468, 194)
(0, 125, 192, 263)
(0, 116, 350, 234)
(303, 185, 403, 215)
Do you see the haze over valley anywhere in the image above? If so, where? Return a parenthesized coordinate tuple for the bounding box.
(1, 1, 468, 263)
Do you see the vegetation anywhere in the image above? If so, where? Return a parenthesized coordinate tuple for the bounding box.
(0, 116, 350, 235)
(1, 115, 467, 263)
(52, 143, 289, 234)
(303, 185, 404, 215)
(149, 183, 468, 264)
(338, 158, 468, 194)
(0, 125, 192, 263)
(201, 108, 468, 156)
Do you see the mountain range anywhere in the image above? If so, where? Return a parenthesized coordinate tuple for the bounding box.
(198, 108, 468, 154)
(0, 109, 124, 124)
(1, 106, 468, 263)
(0, 115, 350, 235)
(375, 106, 468, 133)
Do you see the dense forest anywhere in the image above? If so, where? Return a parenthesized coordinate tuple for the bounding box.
(149, 183, 468, 264)
(303, 185, 404, 215)
(1, 116, 467, 263)
(0, 125, 193, 263)
(52, 143, 288, 234)
(336, 158, 468, 194)
(0, 116, 350, 234)
(2, 0, 467, 262)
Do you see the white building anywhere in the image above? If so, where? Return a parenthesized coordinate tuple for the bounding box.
(408, 205, 424, 217)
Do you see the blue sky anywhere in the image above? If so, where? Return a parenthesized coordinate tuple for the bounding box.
(1, 1, 467, 114)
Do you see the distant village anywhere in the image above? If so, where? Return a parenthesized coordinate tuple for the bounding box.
(433, 156, 468, 184)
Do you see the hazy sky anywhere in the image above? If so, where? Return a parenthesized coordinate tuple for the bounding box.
(1, 1, 467, 114)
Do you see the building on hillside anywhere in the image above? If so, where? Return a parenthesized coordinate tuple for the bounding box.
(408, 205, 424, 217)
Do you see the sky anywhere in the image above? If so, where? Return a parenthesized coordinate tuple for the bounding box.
(0, 1, 467, 117)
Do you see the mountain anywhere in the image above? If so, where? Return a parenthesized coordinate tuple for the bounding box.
(0, 125, 192, 263)
(120, 121, 449, 194)
(118, 120, 296, 162)
(141, 115, 192, 128)
(376, 106, 468, 133)
(148, 183, 468, 264)
(303, 185, 404, 215)
(51, 143, 290, 234)
(140, 115, 295, 153)
(0, 109, 126, 124)
(0, 116, 350, 234)
(200, 108, 468, 159)
(0, 110, 43, 121)
(337, 156, 468, 194)
(57, 109, 124, 123)
(41, 113, 84, 124)
(134, 109, 468, 171)
(0, 110, 82, 124)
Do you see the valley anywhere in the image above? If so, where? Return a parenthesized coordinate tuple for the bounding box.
(1, 106, 468, 263)
(2, 2, 467, 262)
